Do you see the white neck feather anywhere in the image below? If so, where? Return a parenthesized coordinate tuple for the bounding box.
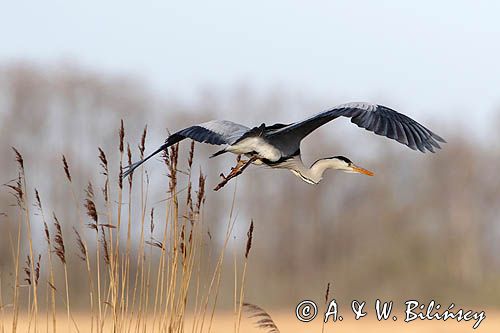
(277, 156, 348, 184)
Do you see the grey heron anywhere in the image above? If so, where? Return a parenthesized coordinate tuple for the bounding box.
(123, 102, 445, 190)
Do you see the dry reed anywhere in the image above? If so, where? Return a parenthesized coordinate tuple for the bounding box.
(2, 122, 265, 333)
(243, 303, 280, 333)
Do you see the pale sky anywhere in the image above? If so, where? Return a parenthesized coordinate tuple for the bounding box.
(2, 0, 500, 140)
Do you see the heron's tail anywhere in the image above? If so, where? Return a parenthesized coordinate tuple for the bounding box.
(123, 143, 168, 179)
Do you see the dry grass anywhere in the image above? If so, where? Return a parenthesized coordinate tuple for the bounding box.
(1, 122, 255, 333)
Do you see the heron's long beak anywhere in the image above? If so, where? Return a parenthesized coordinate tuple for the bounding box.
(351, 164, 374, 176)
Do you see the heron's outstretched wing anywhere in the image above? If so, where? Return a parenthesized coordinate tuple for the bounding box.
(168, 120, 250, 146)
(267, 102, 445, 153)
(123, 120, 250, 178)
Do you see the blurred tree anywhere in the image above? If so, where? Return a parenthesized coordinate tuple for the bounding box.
(0, 62, 499, 308)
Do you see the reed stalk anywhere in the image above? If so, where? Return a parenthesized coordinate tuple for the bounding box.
(34, 189, 57, 333)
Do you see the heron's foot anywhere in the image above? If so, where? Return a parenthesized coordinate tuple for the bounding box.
(214, 156, 257, 191)
(218, 158, 246, 180)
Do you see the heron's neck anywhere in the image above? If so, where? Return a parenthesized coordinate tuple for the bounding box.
(283, 157, 344, 184)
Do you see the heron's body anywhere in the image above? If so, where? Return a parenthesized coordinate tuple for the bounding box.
(124, 102, 445, 188)
(226, 136, 282, 162)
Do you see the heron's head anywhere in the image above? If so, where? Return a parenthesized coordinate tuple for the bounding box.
(320, 156, 374, 176)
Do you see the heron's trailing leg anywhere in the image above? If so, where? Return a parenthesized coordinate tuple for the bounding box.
(214, 155, 258, 191)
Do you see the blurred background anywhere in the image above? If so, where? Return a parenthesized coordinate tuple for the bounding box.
(1, 0, 500, 311)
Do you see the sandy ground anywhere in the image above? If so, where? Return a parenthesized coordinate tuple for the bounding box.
(1, 310, 498, 332)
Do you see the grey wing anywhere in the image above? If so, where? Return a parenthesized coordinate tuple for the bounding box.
(167, 120, 250, 146)
(123, 120, 250, 178)
(267, 102, 445, 153)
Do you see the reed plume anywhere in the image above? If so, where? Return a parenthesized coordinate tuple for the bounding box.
(98, 148, 109, 176)
(98, 148, 109, 203)
(53, 213, 66, 264)
(245, 220, 254, 259)
(243, 303, 280, 333)
(34, 254, 41, 286)
(84, 182, 98, 231)
(195, 171, 205, 214)
(23, 255, 32, 286)
(237, 220, 254, 332)
(139, 125, 147, 158)
(12, 147, 24, 171)
(119, 119, 125, 154)
(62, 155, 72, 182)
(127, 143, 133, 186)
(101, 226, 110, 265)
(74, 228, 87, 262)
(5, 174, 23, 207)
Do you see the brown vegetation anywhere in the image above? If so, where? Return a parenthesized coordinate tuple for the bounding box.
(1, 127, 255, 332)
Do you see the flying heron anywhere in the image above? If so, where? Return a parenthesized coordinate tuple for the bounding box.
(123, 102, 445, 190)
